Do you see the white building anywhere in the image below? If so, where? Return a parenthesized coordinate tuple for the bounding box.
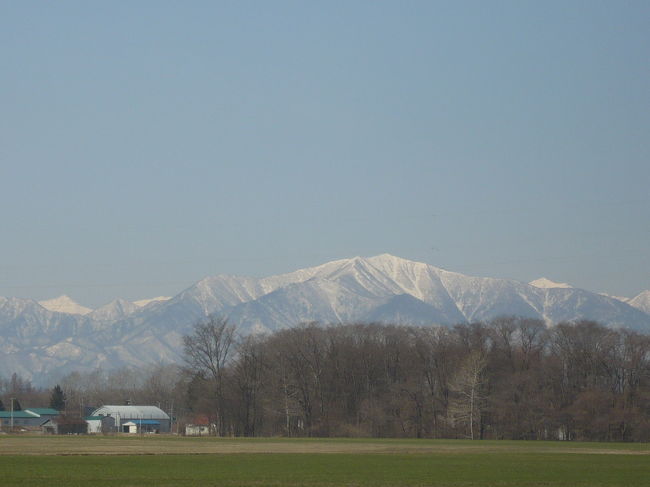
(86, 416, 103, 434)
(121, 421, 138, 434)
(85, 415, 116, 434)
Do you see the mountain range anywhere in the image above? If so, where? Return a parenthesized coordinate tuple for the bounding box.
(2, 254, 649, 385)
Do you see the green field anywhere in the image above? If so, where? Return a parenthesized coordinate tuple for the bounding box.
(1, 436, 648, 486)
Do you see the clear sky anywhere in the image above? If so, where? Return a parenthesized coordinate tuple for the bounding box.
(1, 1, 649, 307)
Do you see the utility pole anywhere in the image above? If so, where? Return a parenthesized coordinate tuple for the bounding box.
(169, 401, 174, 435)
(10, 397, 15, 431)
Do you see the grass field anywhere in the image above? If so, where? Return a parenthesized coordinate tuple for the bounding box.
(1, 436, 648, 486)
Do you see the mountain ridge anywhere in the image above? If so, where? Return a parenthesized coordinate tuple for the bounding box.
(2, 254, 649, 384)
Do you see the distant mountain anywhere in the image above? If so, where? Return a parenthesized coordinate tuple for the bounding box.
(38, 295, 93, 315)
(2, 254, 649, 384)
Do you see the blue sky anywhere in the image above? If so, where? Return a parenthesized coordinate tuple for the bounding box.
(1, 1, 649, 307)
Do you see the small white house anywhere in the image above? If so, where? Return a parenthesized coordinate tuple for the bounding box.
(122, 421, 138, 434)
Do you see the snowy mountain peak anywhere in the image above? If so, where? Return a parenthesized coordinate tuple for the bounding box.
(529, 278, 573, 289)
(38, 295, 93, 315)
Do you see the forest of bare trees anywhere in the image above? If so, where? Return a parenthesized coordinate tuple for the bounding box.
(181, 317, 650, 441)
(2, 317, 649, 441)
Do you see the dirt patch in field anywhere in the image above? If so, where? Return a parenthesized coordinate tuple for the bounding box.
(0, 436, 648, 456)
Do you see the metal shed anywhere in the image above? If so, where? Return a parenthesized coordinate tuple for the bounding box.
(90, 405, 170, 433)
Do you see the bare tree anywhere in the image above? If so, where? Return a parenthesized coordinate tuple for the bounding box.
(183, 316, 236, 435)
(448, 350, 487, 439)
(231, 335, 266, 436)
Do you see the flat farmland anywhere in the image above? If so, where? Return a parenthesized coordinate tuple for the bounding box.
(1, 436, 648, 486)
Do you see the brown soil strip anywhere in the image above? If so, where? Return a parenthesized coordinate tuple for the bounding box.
(0, 436, 648, 456)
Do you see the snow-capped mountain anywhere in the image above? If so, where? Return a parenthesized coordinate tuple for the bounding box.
(38, 295, 93, 315)
(2, 254, 649, 384)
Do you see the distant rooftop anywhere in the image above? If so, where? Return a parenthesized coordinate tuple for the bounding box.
(91, 405, 169, 420)
(25, 408, 60, 416)
(0, 411, 40, 419)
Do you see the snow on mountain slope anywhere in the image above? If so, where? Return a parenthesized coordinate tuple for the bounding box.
(539, 288, 650, 331)
(629, 291, 650, 314)
(133, 296, 171, 307)
(529, 278, 573, 289)
(599, 293, 630, 303)
(227, 277, 388, 334)
(177, 275, 268, 314)
(89, 299, 140, 322)
(38, 295, 93, 315)
(438, 271, 545, 322)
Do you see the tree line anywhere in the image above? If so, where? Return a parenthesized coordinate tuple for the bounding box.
(183, 317, 650, 441)
(2, 317, 649, 441)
